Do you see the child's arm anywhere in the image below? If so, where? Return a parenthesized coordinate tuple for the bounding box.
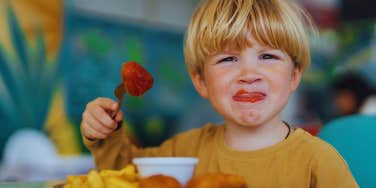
(81, 97, 204, 169)
(82, 124, 132, 170)
(81, 97, 130, 169)
(83, 124, 203, 170)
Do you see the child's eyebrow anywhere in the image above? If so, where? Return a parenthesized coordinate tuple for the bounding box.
(258, 48, 291, 59)
(211, 50, 240, 56)
(258, 47, 285, 54)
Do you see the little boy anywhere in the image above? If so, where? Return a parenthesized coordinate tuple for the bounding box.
(81, 0, 358, 187)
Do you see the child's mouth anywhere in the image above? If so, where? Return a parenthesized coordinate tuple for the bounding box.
(232, 89, 266, 103)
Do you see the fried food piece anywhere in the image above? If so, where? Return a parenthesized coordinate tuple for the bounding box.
(104, 176, 139, 188)
(62, 164, 139, 188)
(139, 174, 181, 188)
(185, 173, 246, 188)
(87, 170, 105, 188)
(64, 175, 87, 188)
(99, 164, 138, 182)
(121, 61, 154, 96)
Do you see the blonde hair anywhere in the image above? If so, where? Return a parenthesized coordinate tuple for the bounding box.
(184, 0, 315, 76)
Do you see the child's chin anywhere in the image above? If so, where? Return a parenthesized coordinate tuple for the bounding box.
(235, 113, 263, 126)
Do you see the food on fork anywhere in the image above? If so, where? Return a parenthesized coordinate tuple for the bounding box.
(112, 61, 154, 117)
(121, 61, 154, 96)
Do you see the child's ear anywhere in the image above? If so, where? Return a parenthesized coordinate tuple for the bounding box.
(290, 67, 302, 92)
(191, 72, 209, 98)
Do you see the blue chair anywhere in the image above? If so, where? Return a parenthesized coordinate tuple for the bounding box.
(319, 115, 376, 188)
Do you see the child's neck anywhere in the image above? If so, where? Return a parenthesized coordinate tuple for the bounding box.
(224, 120, 289, 151)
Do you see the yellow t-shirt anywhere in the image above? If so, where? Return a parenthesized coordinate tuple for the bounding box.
(84, 123, 359, 187)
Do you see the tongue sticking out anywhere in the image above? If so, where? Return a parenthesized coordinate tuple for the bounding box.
(233, 90, 266, 103)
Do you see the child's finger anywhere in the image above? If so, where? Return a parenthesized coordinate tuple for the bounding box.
(89, 104, 117, 129)
(95, 97, 118, 111)
(81, 115, 108, 140)
(83, 122, 107, 139)
(85, 114, 114, 135)
(114, 110, 123, 122)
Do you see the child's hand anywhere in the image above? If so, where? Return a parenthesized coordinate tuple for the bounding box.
(81, 97, 123, 140)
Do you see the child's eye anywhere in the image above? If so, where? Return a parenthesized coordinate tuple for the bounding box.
(260, 53, 279, 60)
(217, 56, 238, 64)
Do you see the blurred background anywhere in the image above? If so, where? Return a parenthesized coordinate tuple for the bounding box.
(0, 0, 375, 182)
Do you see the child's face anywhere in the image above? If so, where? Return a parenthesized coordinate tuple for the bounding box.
(191, 34, 302, 128)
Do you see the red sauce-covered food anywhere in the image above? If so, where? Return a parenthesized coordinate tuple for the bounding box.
(121, 61, 154, 96)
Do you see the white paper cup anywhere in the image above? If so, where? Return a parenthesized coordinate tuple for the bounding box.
(133, 157, 198, 185)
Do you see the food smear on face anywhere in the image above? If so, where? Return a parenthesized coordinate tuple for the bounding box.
(121, 61, 154, 96)
(232, 89, 266, 103)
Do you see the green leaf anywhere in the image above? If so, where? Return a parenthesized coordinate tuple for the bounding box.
(0, 45, 21, 110)
(0, 4, 60, 129)
(6, 4, 30, 77)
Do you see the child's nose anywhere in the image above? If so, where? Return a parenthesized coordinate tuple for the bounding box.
(238, 77, 262, 84)
(237, 62, 262, 84)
